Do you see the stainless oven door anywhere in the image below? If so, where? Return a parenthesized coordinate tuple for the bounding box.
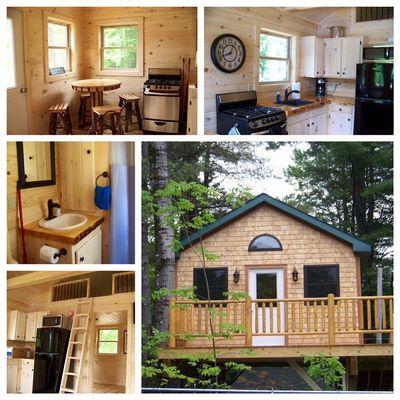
(143, 94, 180, 121)
(142, 119, 179, 134)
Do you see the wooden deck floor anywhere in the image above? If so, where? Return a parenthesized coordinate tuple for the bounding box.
(159, 344, 393, 361)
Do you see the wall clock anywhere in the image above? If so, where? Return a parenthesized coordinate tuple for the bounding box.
(210, 34, 246, 73)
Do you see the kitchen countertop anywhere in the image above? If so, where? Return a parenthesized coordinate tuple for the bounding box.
(24, 213, 104, 245)
(258, 95, 355, 117)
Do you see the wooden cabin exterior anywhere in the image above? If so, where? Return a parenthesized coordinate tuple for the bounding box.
(7, 271, 134, 394)
(164, 194, 393, 366)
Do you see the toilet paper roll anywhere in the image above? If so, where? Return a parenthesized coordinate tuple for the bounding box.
(291, 82, 301, 99)
(39, 245, 60, 264)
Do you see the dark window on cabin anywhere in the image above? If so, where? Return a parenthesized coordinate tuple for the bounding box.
(193, 268, 228, 301)
(356, 7, 393, 22)
(249, 234, 283, 251)
(304, 265, 340, 298)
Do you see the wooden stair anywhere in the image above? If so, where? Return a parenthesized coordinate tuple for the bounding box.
(59, 299, 93, 394)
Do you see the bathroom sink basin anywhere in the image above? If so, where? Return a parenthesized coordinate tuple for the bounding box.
(282, 99, 314, 107)
(39, 213, 88, 231)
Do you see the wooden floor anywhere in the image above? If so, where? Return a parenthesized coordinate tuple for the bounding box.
(92, 384, 125, 393)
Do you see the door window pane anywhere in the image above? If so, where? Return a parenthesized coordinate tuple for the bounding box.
(7, 18, 16, 88)
(98, 328, 119, 354)
(256, 273, 277, 300)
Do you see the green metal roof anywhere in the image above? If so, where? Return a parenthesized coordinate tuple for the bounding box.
(181, 193, 372, 254)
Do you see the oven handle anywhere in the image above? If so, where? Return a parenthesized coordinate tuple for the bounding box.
(154, 121, 167, 126)
(143, 91, 180, 97)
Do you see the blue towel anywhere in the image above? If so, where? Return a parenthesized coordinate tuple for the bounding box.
(95, 185, 111, 210)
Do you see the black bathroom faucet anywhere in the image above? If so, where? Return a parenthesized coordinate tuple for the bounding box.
(47, 199, 61, 220)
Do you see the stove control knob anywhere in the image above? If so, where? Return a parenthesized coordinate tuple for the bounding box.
(164, 85, 167, 89)
(251, 121, 258, 128)
(168, 86, 171, 89)
(261, 119, 267, 125)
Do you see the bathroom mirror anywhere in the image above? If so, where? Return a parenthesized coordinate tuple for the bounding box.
(17, 142, 56, 188)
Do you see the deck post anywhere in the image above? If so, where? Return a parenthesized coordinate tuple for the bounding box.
(169, 298, 176, 348)
(245, 296, 252, 347)
(327, 294, 335, 345)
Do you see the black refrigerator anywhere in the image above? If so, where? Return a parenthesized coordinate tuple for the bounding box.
(354, 63, 393, 135)
(33, 328, 70, 393)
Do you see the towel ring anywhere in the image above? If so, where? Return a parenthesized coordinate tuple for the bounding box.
(96, 171, 111, 186)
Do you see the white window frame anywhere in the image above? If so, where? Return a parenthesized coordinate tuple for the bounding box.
(97, 18, 144, 77)
(258, 30, 292, 85)
(97, 326, 120, 356)
(43, 11, 77, 83)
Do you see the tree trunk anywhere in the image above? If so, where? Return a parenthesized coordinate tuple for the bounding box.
(149, 142, 175, 333)
(141, 143, 152, 349)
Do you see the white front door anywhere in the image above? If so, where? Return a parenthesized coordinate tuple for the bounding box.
(249, 268, 285, 346)
(7, 8, 28, 134)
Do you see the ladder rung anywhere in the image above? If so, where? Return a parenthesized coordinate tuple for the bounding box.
(72, 327, 87, 330)
(61, 388, 76, 393)
(69, 341, 84, 344)
(75, 313, 89, 317)
(67, 356, 81, 360)
(65, 372, 78, 376)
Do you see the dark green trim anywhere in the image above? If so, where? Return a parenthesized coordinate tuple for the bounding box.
(181, 193, 372, 254)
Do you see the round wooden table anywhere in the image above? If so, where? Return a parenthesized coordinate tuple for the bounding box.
(71, 79, 122, 107)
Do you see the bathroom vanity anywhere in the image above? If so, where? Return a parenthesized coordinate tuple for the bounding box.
(23, 214, 104, 264)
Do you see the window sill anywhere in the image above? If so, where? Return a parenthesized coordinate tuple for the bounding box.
(45, 71, 77, 83)
(98, 69, 144, 77)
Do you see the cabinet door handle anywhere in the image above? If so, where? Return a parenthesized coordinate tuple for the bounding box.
(79, 256, 85, 262)
(307, 124, 310, 127)
(311, 122, 315, 125)
(339, 108, 342, 111)
(348, 118, 351, 121)
(337, 72, 340, 75)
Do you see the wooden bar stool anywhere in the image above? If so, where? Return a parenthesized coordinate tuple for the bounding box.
(48, 103, 73, 135)
(118, 94, 142, 132)
(78, 93, 91, 128)
(91, 106, 124, 135)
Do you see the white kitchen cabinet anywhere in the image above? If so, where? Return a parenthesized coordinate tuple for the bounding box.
(340, 37, 363, 79)
(309, 113, 328, 134)
(7, 359, 19, 393)
(25, 311, 48, 342)
(323, 38, 342, 78)
(300, 36, 324, 78)
(287, 119, 309, 134)
(7, 359, 34, 394)
(328, 104, 354, 135)
(8, 310, 27, 341)
(323, 37, 362, 79)
(20, 360, 35, 393)
(75, 230, 102, 264)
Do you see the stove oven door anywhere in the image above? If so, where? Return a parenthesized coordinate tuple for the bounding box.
(143, 94, 180, 121)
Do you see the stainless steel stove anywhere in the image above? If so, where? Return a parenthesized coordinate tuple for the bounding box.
(143, 68, 181, 134)
(216, 91, 287, 135)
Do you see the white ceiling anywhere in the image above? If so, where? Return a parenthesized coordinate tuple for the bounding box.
(280, 7, 347, 25)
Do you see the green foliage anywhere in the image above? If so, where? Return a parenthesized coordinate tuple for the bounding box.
(304, 353, 346, 390)
(275, 142, 393, 295)
(142, 289, 252, 389)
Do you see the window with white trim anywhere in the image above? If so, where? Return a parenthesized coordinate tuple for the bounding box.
(97, 328, 119, 354)
(47, 21, 71, 72)
(259, 31, 291, 84)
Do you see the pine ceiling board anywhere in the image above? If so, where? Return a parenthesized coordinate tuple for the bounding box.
(95, 311, 127, 326)
(281, 7, 346, 25)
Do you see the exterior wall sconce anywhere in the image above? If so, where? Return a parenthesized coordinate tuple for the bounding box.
(292, 267, 299, 282)
(233, 268, 240, 284)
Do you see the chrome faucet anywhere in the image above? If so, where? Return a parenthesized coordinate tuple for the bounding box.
(284, 87, 300, 101)
(47, 199, 61, 220)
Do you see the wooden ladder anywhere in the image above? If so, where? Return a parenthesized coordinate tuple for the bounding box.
(59, 298, 93, 394)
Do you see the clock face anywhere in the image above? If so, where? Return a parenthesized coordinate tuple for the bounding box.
(211, 34, 246, 73)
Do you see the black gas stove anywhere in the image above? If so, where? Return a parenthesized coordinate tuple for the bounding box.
(216, 91, 287, 135)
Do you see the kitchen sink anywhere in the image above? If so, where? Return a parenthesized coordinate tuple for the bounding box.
(39, 213, 88, 231)
(282, 99, 314, 107)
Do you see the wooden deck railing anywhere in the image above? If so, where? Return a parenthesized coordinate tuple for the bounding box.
(169, 295, 394, 348)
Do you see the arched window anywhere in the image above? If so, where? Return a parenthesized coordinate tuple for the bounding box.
(248, 234, 283, 251)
